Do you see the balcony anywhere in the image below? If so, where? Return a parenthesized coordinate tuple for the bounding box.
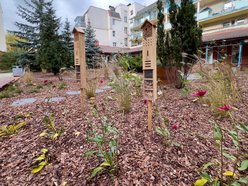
(198, 0, 248, 22)
(130, 32, 142, 40)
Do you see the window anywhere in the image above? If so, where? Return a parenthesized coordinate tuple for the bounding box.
(124, 16, 127, 23)
(224, 2, 234, 11)
(130, 10, 133, 15)
(124, 38, 128, 46)
(236, 18, 245, 25)
(112, 19, 115, 25)
(113, 42, 117, 47)
(112, 31, 115, 37)
(223, 21, 231, 28)
(124, 27, 128, 34)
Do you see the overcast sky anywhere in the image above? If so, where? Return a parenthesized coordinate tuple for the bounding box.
(1, 0, 155, 33)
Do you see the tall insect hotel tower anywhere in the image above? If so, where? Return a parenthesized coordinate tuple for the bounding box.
(141, 20, 157, 131)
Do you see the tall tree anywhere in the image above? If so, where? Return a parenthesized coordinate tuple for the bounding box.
(169, 0, 202, 73)
(156, 0, 166, 66)
(10, 0, 50, 69)
(84, 23, 101, 68)
(37, 3, 64, 75)
(61, 19, 74, 68)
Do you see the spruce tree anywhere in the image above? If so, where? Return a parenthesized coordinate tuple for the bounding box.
(62, 19, 74, 68)
(37, 3, 64, 75)
(84, 24, 101, 68)
(11, 0, 50, 69)
(156, 0, 166, 66)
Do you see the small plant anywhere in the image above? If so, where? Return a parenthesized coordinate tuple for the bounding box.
(155, 126, 170, 145)
(0, 122, 26, 137)
(22, 71, 34, 84)
(122, 73, 143, 96)
(194, 107, 248, 186)
(84, 116, 119, 180)
(0, 84, 22, 99)
(39, 113, 62, 140)
(31, 148, 50, 174)
(86, 79, 97, 99)
(58, 81, 67, 90)
(111, 76, 132, 113)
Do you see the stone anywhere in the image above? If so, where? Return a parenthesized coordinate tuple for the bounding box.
(11, 98, 37, 106)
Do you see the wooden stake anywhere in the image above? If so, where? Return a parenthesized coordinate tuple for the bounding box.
(148, 100, 152, 131)
(80, 88, 86, 112)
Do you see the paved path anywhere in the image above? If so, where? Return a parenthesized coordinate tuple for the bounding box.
(0, 73, 19, 89)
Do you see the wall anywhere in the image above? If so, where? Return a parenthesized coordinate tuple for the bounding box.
(0, 3, 6, 52)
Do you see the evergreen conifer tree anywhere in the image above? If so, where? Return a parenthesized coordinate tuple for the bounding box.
(11, 0, 50, 69)
(84, 23, 101, 68)
(62, 19, 74, 68)
(156, 0, 166, 66)
(37, 3, 64, 75)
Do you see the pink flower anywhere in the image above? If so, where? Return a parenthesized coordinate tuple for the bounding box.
(218, 104, 232, 111)
(172, 123, 179, 130)
(191, 90, 207, 97)
(99, 79, 104, 84)
(144, 99, 148, 105)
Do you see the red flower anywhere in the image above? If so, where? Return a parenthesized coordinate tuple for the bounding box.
(99, 79, 104, 84)
(172, 123, 179, 130)
(191, 90, 207, 97)
(144, 99, 148, 105)
(44, 80, 48, 84)
(218, 104, 232, 111)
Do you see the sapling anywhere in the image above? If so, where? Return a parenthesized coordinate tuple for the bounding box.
(0, 122, 26, 137)
(84, 116, 119, 180)
(194, 106, 248, 186)
(31, 148, 50, 174)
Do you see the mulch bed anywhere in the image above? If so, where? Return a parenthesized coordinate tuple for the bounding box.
(0, 72, 248, 186)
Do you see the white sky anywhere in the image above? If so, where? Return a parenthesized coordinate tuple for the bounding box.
(1, 0, 155, 32)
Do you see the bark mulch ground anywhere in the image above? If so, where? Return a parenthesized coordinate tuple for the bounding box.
(0, 72, 248, 186)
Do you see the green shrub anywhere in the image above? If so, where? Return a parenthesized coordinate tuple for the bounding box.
(117, 54, 142, 72)
(0, 84, 22, 99)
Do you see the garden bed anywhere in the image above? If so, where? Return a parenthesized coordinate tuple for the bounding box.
(0, 72, 247, 185)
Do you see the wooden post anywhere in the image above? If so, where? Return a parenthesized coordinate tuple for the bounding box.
(148, 100, 153, 131)
(141, 20, 157, 131)
(73, 27, 86, 112)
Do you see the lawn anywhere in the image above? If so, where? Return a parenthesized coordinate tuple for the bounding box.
(0, 65, 248, 185)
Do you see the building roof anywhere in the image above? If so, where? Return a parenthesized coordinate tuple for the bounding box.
(100, 45, 141, 54)
(203, 26, 248, 42)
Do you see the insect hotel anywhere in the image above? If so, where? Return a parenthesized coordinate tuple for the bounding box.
(73, 27, 87, 111)
(141, 20, 157, 130)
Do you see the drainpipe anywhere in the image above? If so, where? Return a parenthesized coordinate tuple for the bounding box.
(205, 45, 209, 64)
(238, 41, 244, 67)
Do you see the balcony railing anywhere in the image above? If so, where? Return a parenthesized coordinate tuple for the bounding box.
(198, 0, 248, 21)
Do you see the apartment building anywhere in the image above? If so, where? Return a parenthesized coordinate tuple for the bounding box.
(198, 0, 248, 68)
(75, 3, 145, 49)
(0, 3, 6, 52)
(130, 0, 248, 68)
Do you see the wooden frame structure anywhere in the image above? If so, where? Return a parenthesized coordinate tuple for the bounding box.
(141, 20, 157, 131)
(73, 27, 87, 112)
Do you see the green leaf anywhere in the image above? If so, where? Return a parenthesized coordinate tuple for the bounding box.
(238, 160, 248, 171)
(35, 154, 45, 161)
(31, 163, 46, 174)
(52, 133, 59, 139)
(228, 130, 239, 147)
(88, 136, 103, 144)
(223, 153, 237, 161)
(194, 177, 208, 186)
(201, 172, 211, 181)
(90, 166, 104, 179)
(84, 150, 98, 158)
(202, 162, 214, 170)
(237, 123, 248, 132)
(100, 161, 111, 167)
(213, 124, 222, 141)
(39, 131, 47, 137)
(231, 182, 240, 186)
(238, 177, 248, 184)
(41, 148, 48, 154)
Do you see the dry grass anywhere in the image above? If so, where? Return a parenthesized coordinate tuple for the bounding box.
(22, 71, 34, 84)
(85, 69, 99, 99)
(199, 63, 240, 116)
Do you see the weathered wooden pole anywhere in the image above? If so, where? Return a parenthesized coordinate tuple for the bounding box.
(141, 20, 157, 131)
(73, 27, 86, 112)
